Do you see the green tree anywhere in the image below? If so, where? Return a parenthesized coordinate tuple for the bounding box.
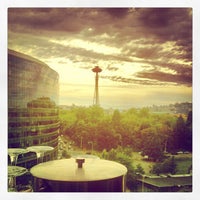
(135, 164, 145, 175)
(172, 115, 187, 151)
(186, 111, 192, 126)
(95, 120, 119, 151)
(141, 127, 164, 161)
(151, 156, 177, 175)
(151, 163, 162, 175)
(62, 149, 71, 159)
(105, 148, 142, 191)
(139, 107, 149, 118)
(101, 149, 108, 159)
(112, 109, 121, 123)
(185, 111, 192, 151)
(59, 105, 181, 155)
(160, 156, 177, 174)
(107, 148, 117, 160)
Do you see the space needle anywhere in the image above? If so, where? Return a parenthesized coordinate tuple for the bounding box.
(92, 66, 102, 106)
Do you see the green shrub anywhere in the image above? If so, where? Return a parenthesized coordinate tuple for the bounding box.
(151, 156, 177, 175)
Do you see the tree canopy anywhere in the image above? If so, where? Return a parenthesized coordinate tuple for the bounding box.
(59, 105, 192, 160)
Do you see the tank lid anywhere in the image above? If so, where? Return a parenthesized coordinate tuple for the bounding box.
(30, 158, 127, 182)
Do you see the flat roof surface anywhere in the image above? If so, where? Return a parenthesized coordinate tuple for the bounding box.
(139, 176, 192, 188)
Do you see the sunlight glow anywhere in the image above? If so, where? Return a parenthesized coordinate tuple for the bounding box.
(50, 39, 121, 55)
(159, 67, 177, 75)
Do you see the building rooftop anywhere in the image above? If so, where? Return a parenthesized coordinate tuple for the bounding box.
(8, 49, 58, 75)
(139, 175, 192, 188)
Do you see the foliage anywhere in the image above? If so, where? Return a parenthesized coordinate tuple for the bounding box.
(141, 127, 165, 161)
(151, 154, 192, 175)
(175, 157, 192, 174)
(59, 105, 192, 155)
(27, 97, 56, 108)
(101, 147, 143, 191)
(135, 164, 145, 175)
(112, 109, 121, 126)
(151, 156, 177, 175)
(169, 113, 192, 152)
(61, 149, 71, 158)
(148, 102, 192, 115)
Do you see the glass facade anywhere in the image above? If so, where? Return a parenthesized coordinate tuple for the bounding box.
(8, 49, 59, 167)
(8, 49, 59, 108)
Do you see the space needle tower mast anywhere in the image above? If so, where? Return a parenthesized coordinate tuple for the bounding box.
(92, 66, 102, 106)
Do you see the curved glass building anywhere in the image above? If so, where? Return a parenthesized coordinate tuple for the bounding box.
(8, 49, 59, 167)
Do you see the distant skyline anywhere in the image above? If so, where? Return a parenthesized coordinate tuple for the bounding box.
(8, 8, 192, 109)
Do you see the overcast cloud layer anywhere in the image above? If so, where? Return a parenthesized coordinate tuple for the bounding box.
(8, 8, 192, 108)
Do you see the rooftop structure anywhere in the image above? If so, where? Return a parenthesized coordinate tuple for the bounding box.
(137, 175, 192, 192)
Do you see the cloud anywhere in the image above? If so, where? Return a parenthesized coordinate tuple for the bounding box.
(136, 70, 192, 86)
(137, 8, 192, 61)
(106, 65, 119, 71)
(8, 8, 192, 52)
(103, 8, 130, 18)
(8, 8, 87, 34)
(133, 45, 164, 60)
(100, 75, 168, 86)
(8, 32, 134, 65)
(8, 8, 192, 89)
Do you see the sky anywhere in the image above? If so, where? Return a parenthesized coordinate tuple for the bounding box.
(8, 8, 192, 109)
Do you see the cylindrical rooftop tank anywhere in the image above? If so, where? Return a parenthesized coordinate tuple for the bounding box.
(30, 157, 127, 192)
